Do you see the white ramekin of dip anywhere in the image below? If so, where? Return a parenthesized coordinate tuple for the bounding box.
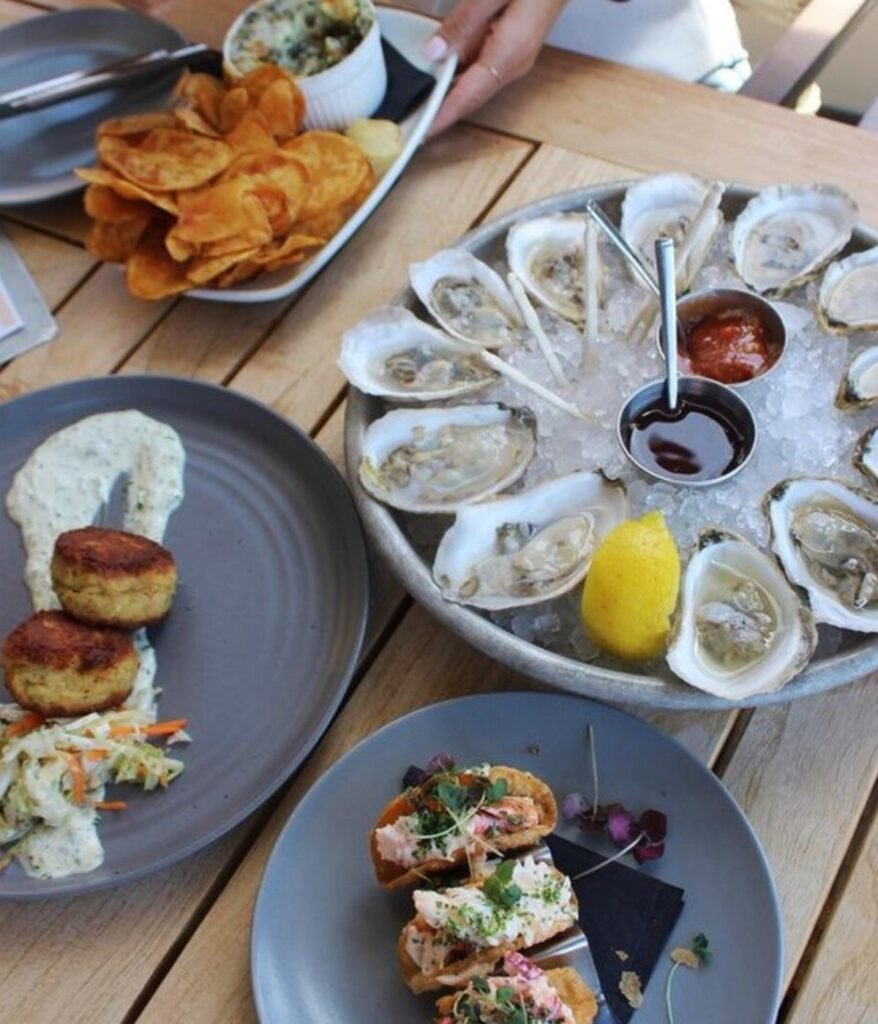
(224, 0, 388, 131)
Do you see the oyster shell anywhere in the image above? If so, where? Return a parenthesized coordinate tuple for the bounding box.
(339, 307, 497, 402)
(666, 529, 816, 700)
(410, 248, 523, 348)
(358, 403, 536, 513)
(836, 345, 878, 410)
(620, 173, 723, 275)
(854, 426, 878, 487)
(505, 214, 587, 322)
(731, 184, 857, 297)
(765, 477, 878, 631)
(817, 245, 878, 334)
(433, 472, 627, 610)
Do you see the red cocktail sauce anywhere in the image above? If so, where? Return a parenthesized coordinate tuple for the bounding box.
(685, 308, 777, 384)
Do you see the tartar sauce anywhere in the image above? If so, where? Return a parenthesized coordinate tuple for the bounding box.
(4, 411, 185, 878)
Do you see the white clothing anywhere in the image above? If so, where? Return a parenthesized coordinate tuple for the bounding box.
(411, 0, 751, 88)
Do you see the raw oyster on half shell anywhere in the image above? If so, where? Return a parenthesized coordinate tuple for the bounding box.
(410, 248, 523, 347)
(666, 529, 816, 700)
(620, 173, 723, 276)
(765, 477, 878, 631)
(817, 245, 878, 334)
(836, 345, 878, 410)
(853, 426, 878, 488)
(433, 471, 627, 609)
(358, 403, 536, 513)
(339, 307, 497, 402)
(505, 214, 588, 323)
(731, 184, 857, 297)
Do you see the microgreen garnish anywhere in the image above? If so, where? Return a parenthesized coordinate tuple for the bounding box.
(563, 726, 668, 871)
(482, 860, 523, 910)
(665, 933, 712, 1024)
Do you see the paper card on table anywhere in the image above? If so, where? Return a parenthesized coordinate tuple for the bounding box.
(0, 223, 57, 362)
(0, 273, 23, 341)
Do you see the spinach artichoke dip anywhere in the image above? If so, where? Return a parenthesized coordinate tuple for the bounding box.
(229, 0, 375, 77)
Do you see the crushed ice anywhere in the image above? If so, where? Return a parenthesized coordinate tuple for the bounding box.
(404, 224, 877, 662)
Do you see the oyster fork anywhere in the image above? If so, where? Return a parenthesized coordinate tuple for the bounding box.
(519, 842, 606, 1009)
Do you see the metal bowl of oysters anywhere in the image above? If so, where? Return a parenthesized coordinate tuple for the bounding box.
(344, 178, 878, 709)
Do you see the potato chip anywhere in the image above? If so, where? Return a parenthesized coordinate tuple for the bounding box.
(186, 248, 261, 285)
(80, 64, 379, 296)
(291, 206, 347, 241)
(221, 151, 309, 228)
(257, 79, 305, 141)
(126, 231, 193, 300)
(252, 232, 323, 269)
(175, 71, 225, 128)
(97, 112, 178, 138)
(174, 107, 220, 138)
(174, 178, 272, 247)
(249, 184, 293, 236)
(201, 230, 271, 258)
(164, 228, 198, 262)
(85, 216, 152, 263)
(219, 87, 252, 133)
(216, 258, 263, 287)
(223, 110, 278, 156)
(282, 132, 372, 219)
(76, 167, 179, 214)
(84, 184, 151, 222)
(98, 131, 232, 191)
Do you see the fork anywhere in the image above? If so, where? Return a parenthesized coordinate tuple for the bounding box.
(519, 843, 606, 1009)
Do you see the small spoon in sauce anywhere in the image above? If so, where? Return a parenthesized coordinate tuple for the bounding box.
(655, 236, 678, 412)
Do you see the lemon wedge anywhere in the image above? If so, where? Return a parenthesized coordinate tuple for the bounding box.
(581, 510, 680, 661)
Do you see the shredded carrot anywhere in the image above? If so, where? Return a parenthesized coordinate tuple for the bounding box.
(65, 753, 85, 805)
(6, 712, 44, 737)
(83, 748, 109, 762)
(95, 801, 127, 812)
(109, 718, 187, 739)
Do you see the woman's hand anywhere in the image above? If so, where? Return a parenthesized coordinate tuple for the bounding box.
(423, 0, 568, 136)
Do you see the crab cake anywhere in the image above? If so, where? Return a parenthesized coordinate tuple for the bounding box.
(51, 526, 178, 629)
(2, 611, 138, 716)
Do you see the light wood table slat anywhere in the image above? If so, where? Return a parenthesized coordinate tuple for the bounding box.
(0, 0, 37, 28)
(4, 192, 93, 248)
(722, 675, 878, 983)
(228, 127, 531, 430)
(0, 265, 171, 401)
(119, 295, 290, 385)
(786, 807, 878, 1024)
(469, 49, 878, 223)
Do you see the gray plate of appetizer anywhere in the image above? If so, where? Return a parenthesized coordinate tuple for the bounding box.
(0, 375, 368, 898)
(251, 692, 783, 1024)
(0, 9, 187, 205)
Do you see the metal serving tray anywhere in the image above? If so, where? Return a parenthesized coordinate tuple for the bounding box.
(344, 182, 878, 710)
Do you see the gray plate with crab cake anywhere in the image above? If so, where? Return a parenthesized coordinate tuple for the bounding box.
(0, 375, 368, 898)
(251, 691, 783, 1024)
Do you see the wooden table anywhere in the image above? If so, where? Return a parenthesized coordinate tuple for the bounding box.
(1, 3, 877, 1021)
